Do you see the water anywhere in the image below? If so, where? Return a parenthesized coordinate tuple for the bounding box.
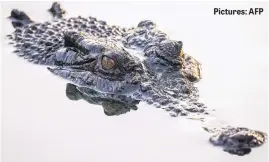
(2, 2, 268, 162)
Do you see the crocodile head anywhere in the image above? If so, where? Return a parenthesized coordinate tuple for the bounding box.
(48, 31, 143, 94)
(46, 30, 201, 98)
(7, 15, 203, 113)
(7, 9, 201, 98)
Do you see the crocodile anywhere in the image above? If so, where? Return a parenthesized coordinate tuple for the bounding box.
(6, 2, 267, 156)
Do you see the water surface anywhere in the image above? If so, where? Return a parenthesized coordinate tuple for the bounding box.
(2, 2, 268, 162)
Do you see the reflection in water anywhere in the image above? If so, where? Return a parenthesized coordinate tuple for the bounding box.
(66, 83, 139, 116)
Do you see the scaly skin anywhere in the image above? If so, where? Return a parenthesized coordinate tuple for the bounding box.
(6, 2, 267, 156)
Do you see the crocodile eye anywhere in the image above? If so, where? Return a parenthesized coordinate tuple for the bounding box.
(102, 56, 116, 70)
